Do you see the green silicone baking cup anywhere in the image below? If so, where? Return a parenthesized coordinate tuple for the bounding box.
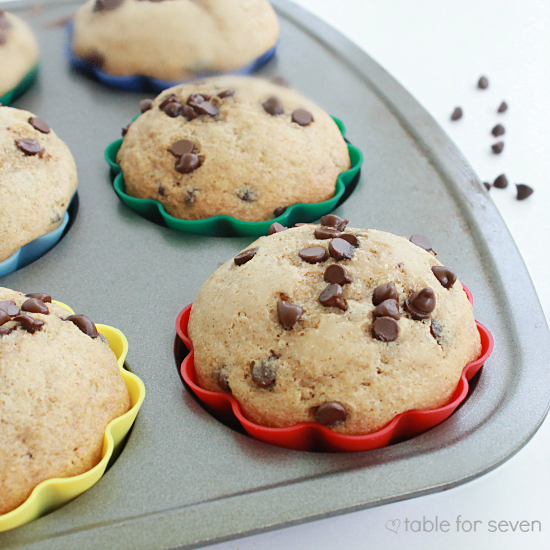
(0, 64, 38, 105)
(105, 117, 363, 237)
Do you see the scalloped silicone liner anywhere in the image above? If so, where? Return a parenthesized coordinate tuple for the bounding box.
(0, 302, 146, 532)
(175, 285, 494, 453)
(0, 64, 38, 105)
(105, 117, 363, 237)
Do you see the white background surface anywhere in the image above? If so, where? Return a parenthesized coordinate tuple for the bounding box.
(206, 2, 550, 549)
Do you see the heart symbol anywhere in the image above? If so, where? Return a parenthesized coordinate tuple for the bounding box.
(385, 519, 400, 534)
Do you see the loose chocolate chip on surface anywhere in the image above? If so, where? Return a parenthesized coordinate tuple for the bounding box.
(13, 314, 44, 334)
(498, 101, 508, 113)
(262, 96, 284, 116)
(175, 153, 201, 174)
(182, 104, 199, 120)
(320, 214, 348, 231)
(66, 314, 99, 338)
(93, 0, 124, 11)
(28, 117, 50, 134)
(409, 234, 433, 253)
(492, 141, 504, 154)
(315, 402, 347, 426)
(16, 139, 42, 156)
(451, 107, 463, 121)
(372, 316, 399, 342)
(405, 288, 436, 320)
(277, 301, 304, 329)
(273, 206, 287, 217)
(319, 284, 346, 311)
(292, 109, 314, 126)
(314, 227, 341, 240)
(0, 326, 12, 336)
(0, 300, 20, 316)
(268, 222, 287, 235)
(252, 356, 278, 388)
(0, 310, 10, 325)
(484, 182, 491, 191)
(431, 319, 443, 344)
(22, 298, 49, 315)
(194, 101, 219, 116)
(217, 88, 235, 98)
(373, 299, 401, 320)
(478, 76, 489, 89)
(431, 266, 457, 289)
(163, 101, 182, 117)
(372, 281, 398, 305)
(493, 174, 508, 188)
(339, 233, 360, 247)
(217, 366, 230, 392)
(516, 184, 534, 200)
(237, 188, 259, 202)
(324, 264, 353, 285)
(299, 246, 329, 264)
(234, 247, 258, 265)
(140, 98, 153, 113)
(492, 124, 505, 137)
(329, 238, 354, 261)
(168, 139, 194, 158)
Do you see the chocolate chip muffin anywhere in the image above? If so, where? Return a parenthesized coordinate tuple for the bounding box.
(188, 217, 481, 435)
(71, 0, 278, 82)
(0, 10, 39, 97)
(0, 287, 131, 515)
(117, 76, 350, 222)
(0, 107, 78, 263)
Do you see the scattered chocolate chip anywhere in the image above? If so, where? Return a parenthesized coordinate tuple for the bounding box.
(0, 300, 20, 316)
(299, 246, 328, 264)
(121, 124, 131, 137)
(493, 174, 508, 189)
(320, 214, 348, 231)
(492, 124, 505, 137)
(319, 283, 346, 311)
(0, 310, 10, 325)
(16, 139, 43, 156)
(315, 402, 347, 426)
(483, 182, 491, 191)
(237, 188, 258, 202)
(516, 184, 534, 200)
(234, 247, 258, 265)
(28, 117, 50, 134)
(451, 107, 463, 121)
(409, 234, 434, 253)
(277, 301, 304, 329)
(324, 264, 353, 285)
(164, 101, 182, 117)
(159, 94, 178, 109)
(372, 316, 399, 342)
(271, 76, 290, 87)
(431, 266, 457, 289)
(372, 282, 398, 305)
(373, 299, 400, 320)
(22, 298, 49, 315)
(268, 222, 287, 235)
(262, 96, 284, 116)
(158, 185, 166, 196)
(13, 314, 44, 334)
(194, 101, 219, 116)
(140, 98, 153, 113)
(405, 288, 436, 320)
(498, 101, 508, 113)
(66, 314, 99, 338)
(292, 109, 314, 126)
(175, 153, 201, 174)
(168, 139, 194, 158)
(314, 227, 341, 240)
(431, 319, 443, 344)
(184, 187, 199, 204)
(339, 233, 360, 247)
(85, 49, 104, 68)
(217, 89, 235, 98)
(492, 141, 504, 154)
(273, 206, 287, 217)
(93, 0, 124, 12)
(478, 76, 489, 89)
(329, 238, 354, 261)
(0, 326, 12, 336)
(252, 356, 278, 388)
(217, 366, 230, 392)
(182, 104, 199, 120)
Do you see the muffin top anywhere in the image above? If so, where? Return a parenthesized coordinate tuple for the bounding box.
(0, 10, 39, 97)
(188, 219, 481, 435)
(0, 287, 131, 515)
(117, 76, 350, 222)
(0, 107, 77, 263)
(71, 0, 279, 81)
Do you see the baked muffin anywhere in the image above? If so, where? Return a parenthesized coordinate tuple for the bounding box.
(71, 0, 278, 82)
(188, 218, 481, 435)
(117, 76, 351, 222)
(0, 10, 39, 98)
(0, 106, 78, 263)
(0, 287, 131, 515)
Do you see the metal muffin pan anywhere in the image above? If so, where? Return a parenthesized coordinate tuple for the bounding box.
(1, 0, 549, 549)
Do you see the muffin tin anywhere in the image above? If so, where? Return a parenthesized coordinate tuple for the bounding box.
(1, 0, 549, 549)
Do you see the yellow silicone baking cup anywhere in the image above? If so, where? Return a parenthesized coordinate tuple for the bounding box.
(0, 301, 145, 532)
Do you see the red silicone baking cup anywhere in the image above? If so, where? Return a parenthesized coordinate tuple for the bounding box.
(176, 285, 493, 452)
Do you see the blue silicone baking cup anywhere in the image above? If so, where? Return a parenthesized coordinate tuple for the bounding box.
(66, 22, 278, 93)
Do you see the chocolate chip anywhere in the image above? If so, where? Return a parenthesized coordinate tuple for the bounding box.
(315, 402, 347, 426)
(492, 124, 505, 137)
(339, 233, 360, 247)
(319, 283, 346, 311)
(140, 98, 153, 113)
(217, 366, 230, 392)
(451, 107, 463, 121)
(158, 185, 166, 196)
(493, 174, 508, 188)
(252, 356, 278, 388)
(273, 206, 287, 217)
(121, 124, 131, 137)
(498, 101, 508, 113)
(271, 76, 290, 87)
(268, 222, 287, 235)
(28, 117, 50, 134)
(372, 317, 399, 342)
(478, 76, 489, 89)
(492, 141, 504, 154)
(409, 234, 434, 253)
(194, 101, 219, 117)
(0, 310, 10, 325)
(516, 184, 534, 200)
(168, 139, 194, 158)
(159, 94, 178, 109)
(22, 298, 49, 315)
(182, 104, 199, 120)
(16, 139, 43, 156)
(217, 89, 235, 98)
(329, 238, 354, 261)
(93, 0, 124, 12)
(66, 314, 99, 338)
(262, 96, 284, 116)
(484, 182, 491, 191)
(292, 109, 313, 126)
(163, 101, 182, 117)
(0, 326, 12, 336)
(320, 214, 348, 231)
(405, 288, 436, 320)
(431, 266, 457, 289)
(234, 247, 258, 265)
(0, 300, 20, 316)
(277, 301, 304, 329)
(372, 282, 398, 305)
(85, 50, 104, 68)
(324, 264, 353, 285)
(299, 246, 328, 263)
(314, 227, 341, 240)
(185, 187, 199, 204)
(373, 299, 400, 320)
(237, 188, 258, 202)
(175, 153, 201, 174)
(431, 319, 443, 344)
(13, 314, 44, 334)
(187, 93, 209, 105)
